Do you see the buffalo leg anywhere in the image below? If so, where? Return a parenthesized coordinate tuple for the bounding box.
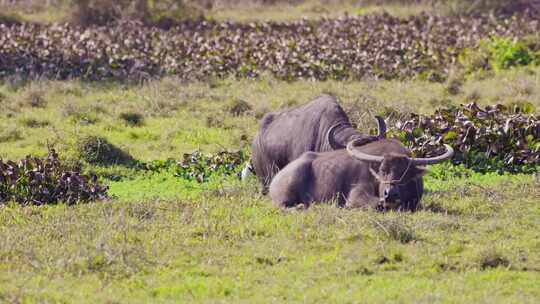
(269, 159, 314, 209)
(345, 184, 379, 209)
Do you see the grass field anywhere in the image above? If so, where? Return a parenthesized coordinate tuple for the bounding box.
(1, 69, 540, 302)
(1, 172, 539, 302)
(2, 0, 540, 302)
(2, 67, 540, 161)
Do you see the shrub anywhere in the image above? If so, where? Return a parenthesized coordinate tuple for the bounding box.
(0, 149, 108, 206)
(389, 102, 540, 173)
(459, 37, 539, 74)
(2, 14, 540, 82)
(478, 248, 510, 270)
(175, 150, 247, 182)
(445, 75, 464, 95)
(119, 112, 145, 127)
(487, 37, 536, 71)
(226, 99, 252, 116)
(76, 135, 135, 166)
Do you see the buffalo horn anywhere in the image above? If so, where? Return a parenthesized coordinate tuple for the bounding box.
(327, 123, 344, 150)
(410, 144, 454, 165)
(328, 116, 387, 150)
(375, 116, 387, 139)
(347, 141, 454, 165)
(346, 139, 384, 163)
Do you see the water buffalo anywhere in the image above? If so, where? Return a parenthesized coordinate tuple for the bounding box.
(269, 138, 453, 211)
(246, 95, 385, 190)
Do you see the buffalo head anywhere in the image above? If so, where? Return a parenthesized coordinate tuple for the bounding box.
(347, 140, 454, 210)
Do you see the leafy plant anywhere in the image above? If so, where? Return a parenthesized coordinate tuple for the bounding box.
(1, 13, 540, 81)
(487, 37, 536, 71)
(175, 150, 247, 182)
(137, 150, 248, 183)
(459, 36, 540, 74)
(390, 102, 540, 173)
(0, 149, 108, 205)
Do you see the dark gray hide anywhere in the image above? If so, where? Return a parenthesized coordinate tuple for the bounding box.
(269, 138, 453, 211)
(250, 95, 379, 189)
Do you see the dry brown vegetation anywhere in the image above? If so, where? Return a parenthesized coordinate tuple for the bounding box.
(1, 0, 539, 26)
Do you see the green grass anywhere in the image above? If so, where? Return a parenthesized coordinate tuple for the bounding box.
(1, 68, 540, 302)
(1, 171, 539, 302)
(2, 67, 540, 162)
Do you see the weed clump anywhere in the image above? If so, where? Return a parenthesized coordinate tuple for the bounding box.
(137, 150, 248, 183)
(20, 118, 50, 128)
(445, 75, 464, 96)
(478, 248, 510, 270)
(465, 90, 481, 103)
(19, 84, 48, 108)
(227, 99, 252, 116)
(206, 115, 224, 128)
(0, 128, 22, 142)
(119, 112, 145, 127)
(488, 37, 536, 72)
(62, 104, 100, 125)
(391, 102, 540, 174)
(459, 37, 539, 75)
(0, 149, 108, 206)
(76, 136, 135, 166)
(374, 217, 418, 244)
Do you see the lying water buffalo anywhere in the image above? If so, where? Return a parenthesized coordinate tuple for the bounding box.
(246, 95, 385, 190)
(269, 138, 453, 211)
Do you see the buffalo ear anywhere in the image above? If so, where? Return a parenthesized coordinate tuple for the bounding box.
(413, 166, 429, 177)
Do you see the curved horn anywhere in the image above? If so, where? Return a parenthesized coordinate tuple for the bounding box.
(346, 139, 384, 163)
(327, 123, 345, 150)
(328, 116, 386, 150)
(410, 144, 454, 165)
(375, 115, 386, 139)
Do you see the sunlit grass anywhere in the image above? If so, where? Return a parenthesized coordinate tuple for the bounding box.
(2, 68, 540, 162)
(1, 68, 540, 302)
(1, 170, 539, 302)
